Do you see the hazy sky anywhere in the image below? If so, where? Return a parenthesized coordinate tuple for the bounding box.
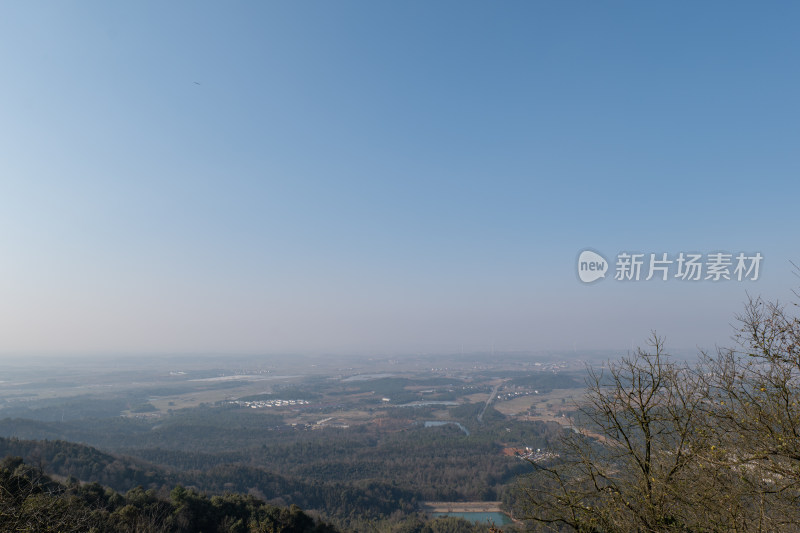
(1, 2, 798, 356)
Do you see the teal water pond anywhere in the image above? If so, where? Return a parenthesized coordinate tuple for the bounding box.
(431, 511, 511, 525)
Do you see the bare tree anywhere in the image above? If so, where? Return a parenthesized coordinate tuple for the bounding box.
(699, 295, 800, 532)
(517, 291, 800, 532)
(518, 334, 714, 532)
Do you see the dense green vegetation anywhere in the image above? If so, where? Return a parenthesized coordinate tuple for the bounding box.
(0, 436, 419, 523)
(0, 452, 499, 533)
(0, 455, 338, 533)
(0, 405, 560, 520)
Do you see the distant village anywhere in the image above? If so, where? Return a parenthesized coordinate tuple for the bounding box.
(502, 446, 560, 463)
(225, 399, 310, 409)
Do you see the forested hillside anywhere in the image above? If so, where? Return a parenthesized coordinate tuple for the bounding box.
(0, 451, 495, 533)
(0, 403, 559, 508)
(0, 436, 420, 524)
(0, 455, 338, 533)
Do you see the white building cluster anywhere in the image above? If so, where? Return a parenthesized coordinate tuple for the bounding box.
(229, 399, 309, 409)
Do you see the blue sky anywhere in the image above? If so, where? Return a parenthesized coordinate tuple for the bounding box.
(1, 2, 798, 356)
